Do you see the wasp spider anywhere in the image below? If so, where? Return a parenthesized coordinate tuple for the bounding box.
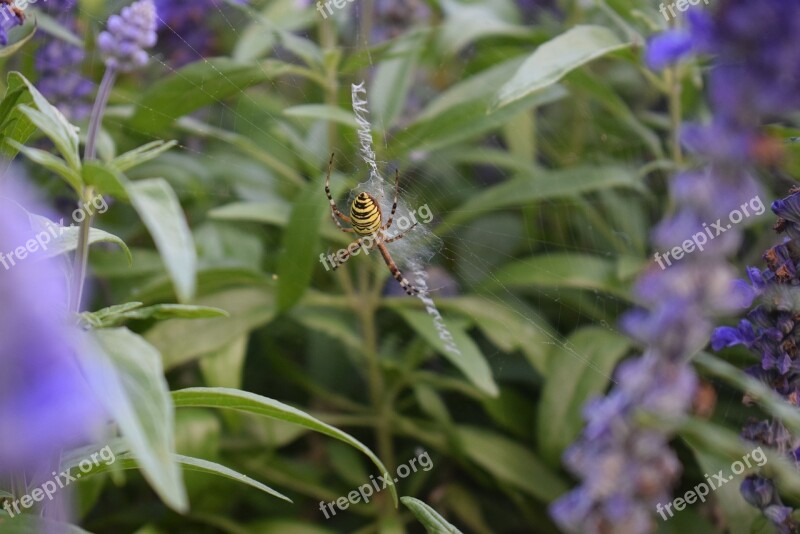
(324, 153, 421, 296)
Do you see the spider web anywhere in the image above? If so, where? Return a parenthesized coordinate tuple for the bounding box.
(5, 0, 632, 384)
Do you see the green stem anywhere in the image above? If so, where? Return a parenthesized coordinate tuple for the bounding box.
(71, 67, 116, 312)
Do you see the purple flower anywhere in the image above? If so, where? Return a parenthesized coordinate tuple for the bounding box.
(0, 174, 105, 470)
(35, 3, 92, 120)
(97, 0, 158, 72)
(0, 2, 24, 46)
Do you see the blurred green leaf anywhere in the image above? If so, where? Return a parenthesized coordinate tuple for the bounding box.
(393, 307, 499, 397)
(277, 179, 327, 311)
(127, 178, 197, 303)
(370, 31, 426, 131)
(494, 25, 631, 109)
(145, 287, 275, 369)
(479, 253, 630, 300)
(111, 140, 178, 173)
(441, 165, 643, 230)
(81, 327, 188, 512)
(172, 387, 399, 505)
(129, 59, 270, 134)
(6, 139, 82, 192)
(458, 426, 567, 501)
(284, 104, 358, 128)
(401, 496, 464, 534)
(0, 512, 89, 533)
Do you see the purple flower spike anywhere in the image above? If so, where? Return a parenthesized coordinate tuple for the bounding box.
(98, 0, 158, 72)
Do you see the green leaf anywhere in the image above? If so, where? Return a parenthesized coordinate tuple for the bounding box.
(0, 74, 36, 159)
(85, 303, 229, 328)
(277, 179, 327, 311)
(199, 335, 248, 390)
(27, 213, 132, 264)
(127, 178, 197, 302)
(172, 387, 399, 505)
(60, 439, 291, 503)
(457, 426, 567, 501)
(370, 31, 426, 131)
(494, 25, 631, 109)
(401, 496, 464, 534)
(538, 327, 631, 465)
(440, 165, 643, 231)
(392, 307, 499, 397)
(6, 139, 82, 193)
(284, 104, 358, 128)
(34, 11, 83, 46)
(111, 140, 178, 173)
(694, 352, 800, 436)
(479, 253, 630, 300)
(10, 73, 81, 170)
(80, 328, 187, 512)
(0, 21, 37, 58)
(129, 58, 270, 134)
(82, 160, 130, 200)
(438, 0, 530, 56)
(145, 288, 275, 369)
(0, 512, 90, 533)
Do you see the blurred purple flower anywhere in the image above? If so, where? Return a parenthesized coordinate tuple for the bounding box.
(0, 175, 105, 471)
(368, 0, 431, 44)
(98, 0, 158, 72)
(551, 1, 800, 531)
(35, 2, 92, 121)
(0, 2, 24, 46)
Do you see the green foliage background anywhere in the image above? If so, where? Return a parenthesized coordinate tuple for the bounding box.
(1, 0, 796, 532)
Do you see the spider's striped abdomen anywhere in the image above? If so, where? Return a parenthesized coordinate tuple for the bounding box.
(350, 192, 382, 236)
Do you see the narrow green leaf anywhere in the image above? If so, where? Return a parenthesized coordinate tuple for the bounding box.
(80, 328, 188, 512)
(457, 426, 568, 501)
(370, 31, 425, 130)
(479, 253, 630, 300)
(6, 139, 82, 192)
(27, 213, 132, 264)
(129, 58, 270, 134)
(440, 165, 643, 231)
(111, 140, 177, 173)
(393, 307, 499, 397)
(0, 21, 37, 58)
(277, 180, 327, 311)
(172, 387, 399, 505)
(127, 178, 197, 302)
(401, 496, 463, 534)
(494, 25, 631, 109)
(82, 160, 130, 200)
(0, 512, 90, 533)
(284, 104, 358, 128)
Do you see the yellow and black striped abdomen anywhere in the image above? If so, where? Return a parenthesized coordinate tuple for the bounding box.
(350, 192, 382, 236)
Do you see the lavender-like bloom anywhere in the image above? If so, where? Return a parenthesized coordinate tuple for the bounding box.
(0, 173, 105, 471)
(710, 189, 800, 532)
(551, 1, 800, 531)
(35, 1, 92, 121)
(97, 0, 158, 73)
(0, 1, 24, 46)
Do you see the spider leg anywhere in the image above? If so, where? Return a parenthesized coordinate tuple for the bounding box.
(377, 242, 419, 295)
(383, 168, 400, 231)
(382, 222, 419, 244)
(325, 153, 355, 233)
(330, 236, 375, 270)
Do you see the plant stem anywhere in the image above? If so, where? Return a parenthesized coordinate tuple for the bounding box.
(70, 67, 116, 312)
